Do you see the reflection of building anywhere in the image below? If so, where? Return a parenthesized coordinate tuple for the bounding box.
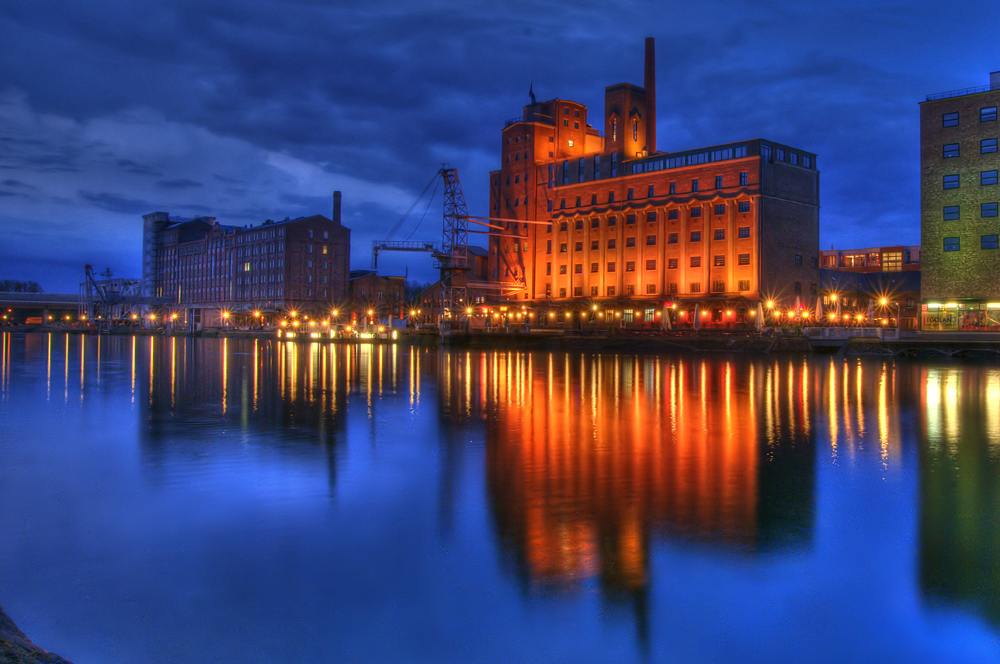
(348, 270, 405, 328)
(920, 73, 1000, 330)
(918, 366, 1000, 627)
(819, 268, 921, 330)
(489, 39, 820, 327)
(477, 352, 815, 600)
(141, 192, 351, 327)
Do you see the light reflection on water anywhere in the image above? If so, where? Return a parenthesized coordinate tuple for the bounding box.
(1, 332, 999, 663)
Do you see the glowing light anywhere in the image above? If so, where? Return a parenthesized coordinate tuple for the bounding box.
(253, 310, 261, 317)
(767, 301, 775, 309)
(880, 298, 887, 306)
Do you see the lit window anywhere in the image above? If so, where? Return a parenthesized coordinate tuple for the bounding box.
(944, 237, 960, 251)
(943, 174, 960, 189)
(943, 112, 959, 127)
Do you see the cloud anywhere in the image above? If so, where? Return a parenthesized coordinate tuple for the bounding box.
(156, 178, 204, 190)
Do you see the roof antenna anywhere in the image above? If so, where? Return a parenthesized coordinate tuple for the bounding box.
(529, 82, 536, 105)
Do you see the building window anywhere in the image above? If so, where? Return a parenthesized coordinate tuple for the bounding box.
(982, 106, 998, 122)
(691, 179, 699, 192)
(560, 222, 568, 231)
(628, 188, 634, 200)
(559, 288, 567, 297)
(983, 234, 999, 249)
(668, 209, 678, 220)
(576, 219, 583, 229)
(591, 240, 599, 250)
(546, 240, 552, 254)
(690, 256, 701, 267)
(626, 285, 635, 295)
(646, 284, 657, 294)
(608, 215, 616, 226)
(712, 281, 726, 293)
(546, 262, 551, 275)
(669, 182, 676, 195)
(607, 286, 616, 296)
(738, 226, 750, 238)
(944, 237, 960, 252)
(983, 202, 998, 217)
(648, 185, 655, 197)
(591, 217, 600, 228)
(690, 282, 701, 293)
(691, 231, 701, 242)
(646, 235, 656, 245)
(560, 243, 567, 253)
(626, 237, 636, 247)
(668, 258, 678, 269)
(668, 233, 678, 244)
(983, 170, 999, 186)
(761, 144, 772, 161)
(646, 211, 656, 223)
(607, 262, 616, 272)
(714, 229, 725, 240)
(548, 200, 553, 212)
(738, 201, 751, 213)
(943, 143, 960, 158)
(645, 260, 656, 270)
(738, 280, 750, 292)
(714, 204, 726, 215)
(738, 253, 750, 265)
(982, 138, 998, 153)
(625, 261, 635, 271)
(668, 283, 678, 294)
(714, 255, 725, 267)
(559, 265, 567, 274)
(608, 238, 616, 249)
(739, 171, 748, 186)
(944, 174, 960, 189)
(591, 262, 599, 273)
(690, 207, 702, 218)
(943, 112, 959, 127)
(794, 254, 803, 267)
(575, 242, 583, 251)
(715, 175, 723, 189)
(627, 214, 636, 225)
(944, 205, 960, 220)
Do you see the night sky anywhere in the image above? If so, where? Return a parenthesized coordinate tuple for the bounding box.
(2, 0, 999, 293)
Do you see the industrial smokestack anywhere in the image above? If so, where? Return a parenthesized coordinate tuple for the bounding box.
(644, 37, 656, 155)
(333, 190, 342, 224)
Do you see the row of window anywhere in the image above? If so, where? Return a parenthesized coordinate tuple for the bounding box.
(943, 138, 998, 157)
(542, 226, 754, 254)
(943, 170, 999, 188)
(942, 107, 998, 127)
(544, 281, 756, 298)
(545, 254, 753, 274)
(943, 235, 999, 251)
(546, 199, 754, 218)
(942, 203, 1000, 219)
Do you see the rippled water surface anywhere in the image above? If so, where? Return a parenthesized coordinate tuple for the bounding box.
(1, 332, 999, 663)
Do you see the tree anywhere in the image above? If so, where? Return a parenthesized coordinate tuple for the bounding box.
(0, 280, 43, 293)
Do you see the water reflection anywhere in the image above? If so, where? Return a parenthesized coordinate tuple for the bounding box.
(919, 365, 1000, 627)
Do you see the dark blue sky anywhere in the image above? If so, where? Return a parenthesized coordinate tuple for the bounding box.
(2, 0, 998, 292)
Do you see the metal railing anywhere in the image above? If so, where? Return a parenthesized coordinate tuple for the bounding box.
(926, 85, 990, 102)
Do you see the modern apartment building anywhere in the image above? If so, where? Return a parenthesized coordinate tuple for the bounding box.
(920, 72, 1000, 330)
(141, 192, 351, 327)
(488, 39, 820, 328)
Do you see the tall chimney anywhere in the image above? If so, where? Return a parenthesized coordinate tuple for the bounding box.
(644, 37, 656, 155)
(333, 190, 342, 224)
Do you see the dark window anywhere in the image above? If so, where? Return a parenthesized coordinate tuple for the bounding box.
(738, 253, 750, 265)
(591, 218, 600, 228)
(944, 174, 960, 189)
(943, 112, 959, 127)
(560, 243, 567, 253)
(944, 206, 960, 220)
(715, 175, 723, 189)
(591, 240, 599, 250)
(576, 219, 583, 229)
(560, 198, 566, 209)
(626, 237, 635, 247)
(626, 261, 635, 272)
(607, 286, 616, 296)
(738, 280, 750, 291)
(560, 265, 567, 274)
(607, 238, 616, 249)
(546, 240, 552, 254)
(648, 185, 655, 197)
(690, 282, 701, 293)
(738, 226, 750, 238)
(591, 194, 597, 205)
(944, 143, 960, 158)
(794, 282, 802, 294)
(608, 215, 616, 226)
(983, 138, 998, 153)
(982, 170, 999, 186)
(574, 263, 583, 274)
(669, 182, 676, 195)
(982, 107, 998, 122)
(714, 204, 726, 215)
(944, 237, 960, 251)
(627, 214, 636, 225)
(668, 258, 678, 269)
(646, 211, 656, 223)
(560, 222, 568, 231)
(574, 287, 583, 296)
(628, 188, 634, 200)
(626, 285, 634, 295)
(609, 191, 615, 203)
(645, 260, 656, 270)
(576, 196, 582, 207)
(591, 286, 599, 296)
(646, 284, 657, 294)
(591, 262, 599, 273)
(691, 179, 699, 192)
(738, 201, 751, 213)
(546, 263, 551, 275)
(714, 255, 725, 267)
(714, 229, 725, 240)
(559, 288, 566, 297)
(740, 172, 747, 186)
(668, 233, 678, 244)
(983, 202, 998, 217)
(691, 207, 702, 218)
(690, 256, 701, 267)
(575, 242, 583, 251)
(668, 283, 678, 294)
(691, 231, 701, 242)
(646, 235, 656, 245)
(983, 234, 999, 250)
(712, 281, 726, 293)
(668, 209, 678, 220)
(607, 262, 616, 272)
(548, 200, 553, 211)
(794, 254, 803, 267)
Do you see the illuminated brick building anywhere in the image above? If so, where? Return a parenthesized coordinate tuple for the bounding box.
(141, 192, 351, 327)
(488, 39, 820, 328)
(920, 72, 1000, 330)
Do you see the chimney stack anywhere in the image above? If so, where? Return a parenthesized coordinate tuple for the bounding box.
(644, 37, 656, 155)
(333, 190, 342, 224)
